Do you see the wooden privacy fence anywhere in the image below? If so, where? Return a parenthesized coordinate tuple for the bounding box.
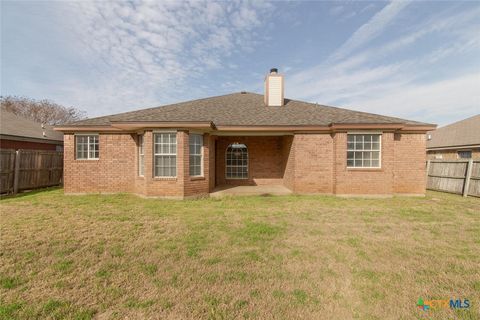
(0, 149, 63, 194)
(426, 160, 480, 197)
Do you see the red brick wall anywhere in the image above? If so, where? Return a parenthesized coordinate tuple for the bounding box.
(64, 131, 211, 198)
(292, 134, 334, 194)
(281, 135, 295, 190)
(184, 133, 210, 197)
(64, 133, 136, 193)
(142, 130, 185, 197)
(208, 136, 216, 192)
(63, 130, 427, 197)
(394, 133, 426, 194)
(133, 133, 146, 195)
(280, 132, 424, 195)
(334, 132, 395, 195)
(215, 136, 285, 186)
(0, 139, 62, 151)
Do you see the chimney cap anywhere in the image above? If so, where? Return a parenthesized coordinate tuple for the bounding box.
(270, 68, 278, 74)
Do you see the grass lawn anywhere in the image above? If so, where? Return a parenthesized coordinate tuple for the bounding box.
(0, 189, 479, 319)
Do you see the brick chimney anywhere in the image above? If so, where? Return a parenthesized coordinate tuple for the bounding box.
(264, 68, 284, 106)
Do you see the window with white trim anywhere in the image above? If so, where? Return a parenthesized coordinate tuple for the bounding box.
(189, 134, 203, 176)
(347, 134, 381, 168)
(226, 143, 248, 179)
(75, 135, 99, 160)
(138, 134, 144, 176)
(154, 132, 177, 177)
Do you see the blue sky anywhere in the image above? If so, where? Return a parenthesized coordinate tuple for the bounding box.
(1, 1, 479, 126)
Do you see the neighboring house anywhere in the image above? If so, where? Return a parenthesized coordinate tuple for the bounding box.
(0, 109, 64, 151)
(55, 69, 435, 198)
(427, 115, 480, 160)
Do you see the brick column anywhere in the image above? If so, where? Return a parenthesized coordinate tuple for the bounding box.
(135, 131, 152, 196)
(177, 130, 188, 197)
(144, 131, 153, 180)
(63, 133, 74, 193)
(203, 133, 210, 190)
(208, 134, 216, 192)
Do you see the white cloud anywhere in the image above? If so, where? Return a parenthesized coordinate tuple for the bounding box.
(52, 1, 275, 116)
(354, 73, 480, 125)
(331, 1, 410, 61)
(287, 3, 480, 126)
(4, 0, 477, 127)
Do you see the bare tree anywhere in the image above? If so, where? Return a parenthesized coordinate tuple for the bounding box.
(0, 96, 86, 125)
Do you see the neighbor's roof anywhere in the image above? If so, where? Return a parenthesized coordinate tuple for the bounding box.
(0, 109, 64, 142)
(63, 92, 431, 127)
(427, 114, 480, 149)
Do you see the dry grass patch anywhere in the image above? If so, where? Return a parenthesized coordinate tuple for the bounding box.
(1, 188, 479, 319)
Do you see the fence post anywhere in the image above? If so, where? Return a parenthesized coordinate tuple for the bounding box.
(426, 160, 431, 180)
(463, 159, 473, 197)
(13, 150, 21, 194)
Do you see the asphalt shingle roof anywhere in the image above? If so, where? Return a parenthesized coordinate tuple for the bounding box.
(427, 114, 480, 149)
(67, 92, 429, 127)
(1, 109, 64, 142)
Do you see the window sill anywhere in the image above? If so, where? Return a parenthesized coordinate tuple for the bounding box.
(190, 176, 205, 181)
(347, 167, 383, 172)
(75, 159, 99, 162)
(153, 177, 177, 181)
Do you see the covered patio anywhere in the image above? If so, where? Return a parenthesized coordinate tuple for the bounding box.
(210, 134, 294, 192)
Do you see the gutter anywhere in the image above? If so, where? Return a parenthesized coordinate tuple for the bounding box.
(55, 121, 215, 132)
(0, 134, 63, 144)
(54, 122, 436, 134)
(427, 144, 480, 151)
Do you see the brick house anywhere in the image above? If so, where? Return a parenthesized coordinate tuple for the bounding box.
(427, 115, 480, 160)
(56, 69, 435, 198)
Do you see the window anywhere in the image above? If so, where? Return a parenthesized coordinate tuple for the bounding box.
(347, 134, 381, 168)
(75, 135, 99, 160)
(189, 134, 203, 176)
(226, 143, 248, 179)
(154, 132, 177, 177)
(458, 150, 472, 159)
(138, 134, 144, 176)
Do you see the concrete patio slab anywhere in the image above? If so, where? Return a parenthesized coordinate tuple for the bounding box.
(210, 185, 292, 197)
